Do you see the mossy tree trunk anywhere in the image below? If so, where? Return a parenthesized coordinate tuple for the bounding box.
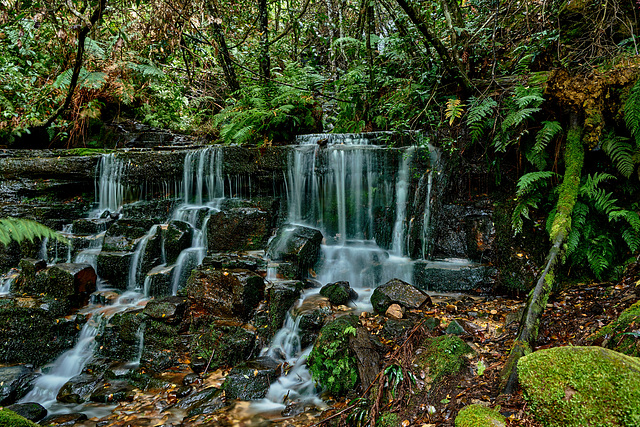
(500, 114, 585, 393)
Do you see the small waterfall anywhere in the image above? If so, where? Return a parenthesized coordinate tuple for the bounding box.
(74, 232, 106, 271)
(391, 147, 415, 256)
(128, 225, 159, 291)
(126, 323, 146, 369)
(95, 153, 127, 214)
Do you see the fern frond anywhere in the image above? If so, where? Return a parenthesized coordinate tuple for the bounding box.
(0, 218, 67, 247)
(587, 235, 615, 280)
(580, 172, 616, 197)
(514, 85, 545, 108)
(84, 37, 105, 60)
(609, 209, 640, 232)
(527, 120, 562, 169)
(622, 228, 640, 252)
(516, 171, 557, 196)
(445, 98, 465, 125)
(600, 130, 635, 178)
(624, 78, 640, 147)
(565, 202, 588, 257)
(466, 97, 497, 143)
(502, 107, 541, 132)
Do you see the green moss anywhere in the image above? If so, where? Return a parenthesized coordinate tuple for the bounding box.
(190, 323, 256, 371)
(62, 148, 114, 156)
(378, 411, 400, 427)
(590, 301, 640, 357)
(415, 335, 474, 388)
(308, 315, 359, 397)
(0, 409, 39, 427)
(518, 346, 640, 426)
(455, 404, 506, 427)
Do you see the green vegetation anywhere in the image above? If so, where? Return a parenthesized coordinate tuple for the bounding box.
(455, 404, 506, 427)
(590, 301, 640, 357)
(518, 346, 640, 427)
(415, 335, 474, 388)
(0, 217, 68, 247)
(308, 315, 359, 397)
(0, 409, 39, 427)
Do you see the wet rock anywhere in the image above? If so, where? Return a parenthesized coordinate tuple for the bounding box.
(385, 303, 404, 320)
(144, 264, 175, 297)
(96, 251, 134, 290)
(381, 319, 414, 341)
(5, 402, 46, 422)
(207, 208, 272, 252)
(38, 413, 88, 426)
(71, 218, 112, 235)
(223, 357, 280, 400)
(589, 300, 640, 357)
(189, 320, 257, 373)
(370, 278, 431, 314)
(121, 199, 179, 222)
(163, 220, 193, 264)
(176, 387, 226, 417)
(267, 281, 303, 335)
(294, 294, 333, 348)
(455, 404, 506, 427)
(140, 320, 180, 373)
(28, 263, 96, 306)
(143, 296, 188, 325)
(182, 373, 201, 386)
(349, 326, 383, 392)
(96, 308, 144, 361)
(202, 253, 266, 272)
(102, 218, 157, 252)
(0, 305, 81, 366)
(90, 290, 120, 305)
(90, 379, 135, 403)
(445, 319, 467, 335)
(431, 204, 495, 262)
(184, 267, 264, 321)
(266, 224, 323, 279)
(320, 281, 358, 306)
(413, 259, 496, 292)
(57, 373, 102, 404)
(13, 258, 47, 293)
(0, 365, 39, 405)
(518, 346, 640, 426)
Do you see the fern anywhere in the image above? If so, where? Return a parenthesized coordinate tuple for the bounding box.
(466, 96, 497, 143)
(565, 202, 589, 257)
(587, 235, 615, 280)
(84, 37, 105, 60)
(0, 218, 68, 247)
(624, 78, 640, 147)
(53, 68, 107, 90)
(512, 171, 557, 234)
(600, 130, 636, 178)
(127, 60, 164, 78)
(501, 107, 541, 132)
(527, 120, 562, 170)
(516, 171, 558, 196)
(445, 98, 465, 125)
(513, 85, 545, 108)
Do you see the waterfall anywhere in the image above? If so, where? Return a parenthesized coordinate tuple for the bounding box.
(391, 147, 415, 256)
(95, 153, 127, 214)
(128, 225, 159, 291)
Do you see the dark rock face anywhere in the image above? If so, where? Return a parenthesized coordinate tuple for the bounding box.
(143, 296, 188, 325)
(57, 373, 102, 404)
(144, 265, 175, 297)
(266, 224, 323, 279)
(176, 387, 226, 417)
(320, 281, 358, 306)
(39, 412, 88, 426)
(293, 294, 333, 348)
(5, 402, 47, 422)
(266, 281, 303, 336)
(95, 308, 144, 361)
(184, 268, 265, 321)
(163, 220, 193, 265)
(96, 251, 134, 290)
(189, 321, 257, 373)
(207, 208, 272, 252)
(223, 357, 280, 400)
(202, 253, 266, 272)
(13, 258, 47, 292)
(102, 219, 157, 252)
(140, 319, 182, 373)
(431, 204, 495, 262)
(413, 260, 496, 292)
(0, 366, 39, 405)
(370, 278, 432, 314)
(28, 263, 97, 306)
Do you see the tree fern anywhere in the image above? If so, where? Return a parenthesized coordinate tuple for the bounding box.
(84, 37, 105, 60)
(624, 78, 640, 147)
(0, 218, 67, 247)
(600, 130, 636, 178)
(54, 68, 107, 90)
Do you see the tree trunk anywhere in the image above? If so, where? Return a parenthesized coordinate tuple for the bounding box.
(42, 0, 107, 128)
(209, 3, 240, 94)
(394, 0, 471, 91)
(500, 114, 584, 393)
(258, 0, 271, 83)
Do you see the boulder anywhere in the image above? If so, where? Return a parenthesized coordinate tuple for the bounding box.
(518, 346, 640, 426)
(4, 403, 46, 423)
(71, 218, 112, 235)
(143, 264, 175, 297)
(207, 208, 272, 252)
(90, 379, 136, 403)
(189, 320, 257, 373)
(163, 220, 193, 265)
(293, 294, 333, 348)
(267, 281, 303, 334)
(0, 366, 39, 405)
(95, 308, 144, 361)
(0, 408, 41, 426)
(13, 258, 47, 293)
(140, 320, 180, 373)
(57, 373, 102, 404)
(202, 253, 266, 272)
(38, 413, 88, 426)
(143, 296, 188, 325)
(413, 260, 496, 292)
(266, 225, 323, 279)
(184, 267, 264, 321)
(455, 404, 506, 427)
(29, 263, 96, 305)
(320, 281, 358, 306)
(589, 301, 640, 357)
(176, 387, 226, 417)
(413, 335, 474, 391)
(223, 357, 280, 400)
(370, 278, 431, 314)
(96, 251, 134, 290)
(102, 219, 157, 252)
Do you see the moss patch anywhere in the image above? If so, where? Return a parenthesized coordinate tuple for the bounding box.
(455, 404, 506, 427)
(590, 301, 640, 357)
(518, 346, 640, 426)
(415, 335, 474, 390)
(0, 409, 39, 427)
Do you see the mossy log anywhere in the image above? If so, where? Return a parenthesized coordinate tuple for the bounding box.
(500, 115, 584, 393)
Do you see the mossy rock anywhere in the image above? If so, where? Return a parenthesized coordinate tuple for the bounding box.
(377, 412, 400, 427)
(590, 301, 640, 357)
(189, 321, 256, 373)
(307, 315, 359, 397)
(95, 308, 144, 361)
(455, 404, 506, 427)
(0, 408, 39, 427)
(518, 346, 640, 426)
(415, 335, 474, 390)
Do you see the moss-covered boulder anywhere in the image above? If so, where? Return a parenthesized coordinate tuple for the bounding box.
(266, 281, 303, 335)
(207, 208, 272, 252)
(4, 403, 46, 423)
(13, 258, 46, 292)
(102, 219, 157, 252)
(455, 404, 506, 427)
(140, 319, 180, 373)
(184, 267, 264, 321)
(0, 408, 39, 427)
(189, 320, 256, 373)
(163, 220, 193, 265)
(293, 294, 333, 348)
(96, 251, 134, 290)
(95, 308, 144, 361)
(371, 278, 431, 314)
(320, 281, 358, 306)
(28, 263, 96, 307)
(518, 346, 640, 426)
(590, 301, 640, 357)
(143, 296, 188, 325)
(308, 315, 359, 397)
(414, 335, 474, 391)
(223, 356, 280, 400)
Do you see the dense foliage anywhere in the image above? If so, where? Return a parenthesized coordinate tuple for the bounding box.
(1, 0, 640, 281)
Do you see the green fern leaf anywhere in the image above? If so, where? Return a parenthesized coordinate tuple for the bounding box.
(600, 130, 635, 178)
(466, 97, 497, 143)
(0, 218, 67, 247)
(624, 78, 640, 147)
(502, 108, 540, 132)
(516, 171, 558, 196)
(84, 37, 105, 60)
